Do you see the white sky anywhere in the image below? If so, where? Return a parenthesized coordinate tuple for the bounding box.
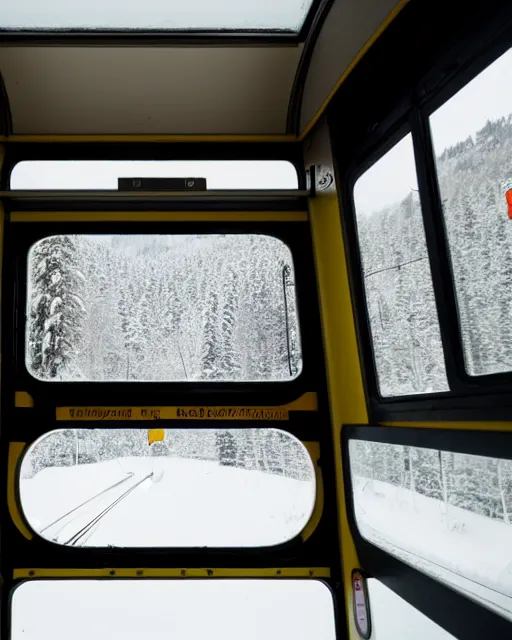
(11, 160, 298, 191)
(354, 134, 418, 217)
(13, 580, 337, 640)
(430, 47, 512, 154)
(355, 46, 512, 217)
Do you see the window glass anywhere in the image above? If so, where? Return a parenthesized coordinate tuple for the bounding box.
(1, 0, 315, 32)
(430, 47, 512, 376)
(26, 234, 302, 382)
(350, 439, 512, 620)
(367, 579, 455, 639)
(12, 580, 336, 640)
(20, 428, 315, 547)
(11, 160, 298, 190)
(353, 135, 448, 396)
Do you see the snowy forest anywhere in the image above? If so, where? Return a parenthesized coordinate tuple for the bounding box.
(26, 234, 301, 382)
(357, 114, 512, 395)
(350, 440, 512, 526)
(23, 428, 314, 483)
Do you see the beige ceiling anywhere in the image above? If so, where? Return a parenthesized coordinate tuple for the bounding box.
(0, 46, 302, 135)
(0, 0, 406, 136)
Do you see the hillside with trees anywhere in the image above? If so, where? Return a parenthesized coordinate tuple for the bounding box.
(358, 114, 512, 395)
(351, 440, 512, 526)
(23, 428, 313, 484)
(27, 234, 301, 382)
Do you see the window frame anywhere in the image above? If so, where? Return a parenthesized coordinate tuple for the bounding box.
(0, 88, 333, 640)
(342, 424, 512, 638)
(1, 173, 339, 595)
(7, 220, 322, 404)
(3, 422, 340, 602)
(331, 5, 512, 421)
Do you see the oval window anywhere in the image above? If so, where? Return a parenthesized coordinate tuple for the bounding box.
(20, 428, 316, 548)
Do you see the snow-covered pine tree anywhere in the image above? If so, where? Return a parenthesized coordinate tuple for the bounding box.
(219, 266, 240, 379)
(28, 235, 86, 379)
(201, 290, 220, 379)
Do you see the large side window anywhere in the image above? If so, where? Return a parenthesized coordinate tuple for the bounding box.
(352, 135, 448, 397)
(335, 7, 512, 416)
(349, 438, 512, 619)
(430, 47, 512, 377)
(344, 427, 512, 637)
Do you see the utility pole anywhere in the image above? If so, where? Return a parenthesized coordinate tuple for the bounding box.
(282, 265, 294, 377)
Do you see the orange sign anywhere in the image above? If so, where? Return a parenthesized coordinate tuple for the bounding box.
(506, 189, 512, 219)
(148, 429, 165, 445)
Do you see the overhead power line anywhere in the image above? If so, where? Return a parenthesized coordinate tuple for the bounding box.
(364, 255, 429, 278)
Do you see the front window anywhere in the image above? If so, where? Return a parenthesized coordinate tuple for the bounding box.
(26, 234, 302, 382)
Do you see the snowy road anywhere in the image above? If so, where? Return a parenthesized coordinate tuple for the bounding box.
(40, 471, 152, 546)
(353, 475, 512, 620)
(21, 457, 315, 547)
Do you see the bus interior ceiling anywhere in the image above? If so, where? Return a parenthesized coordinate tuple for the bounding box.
(1, 0, 512, 639)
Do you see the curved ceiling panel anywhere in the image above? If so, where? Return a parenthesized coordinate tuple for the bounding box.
(0, 46, 301, 135)
(300, 0, 405, 134)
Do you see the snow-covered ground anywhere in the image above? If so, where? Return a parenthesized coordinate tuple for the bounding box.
(17, 458, 475, 638)
(12, 579, 337, 640)
(368, 579, 455, 639)
(20, 457, 315, 547)
(353, 475, 512, 620)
